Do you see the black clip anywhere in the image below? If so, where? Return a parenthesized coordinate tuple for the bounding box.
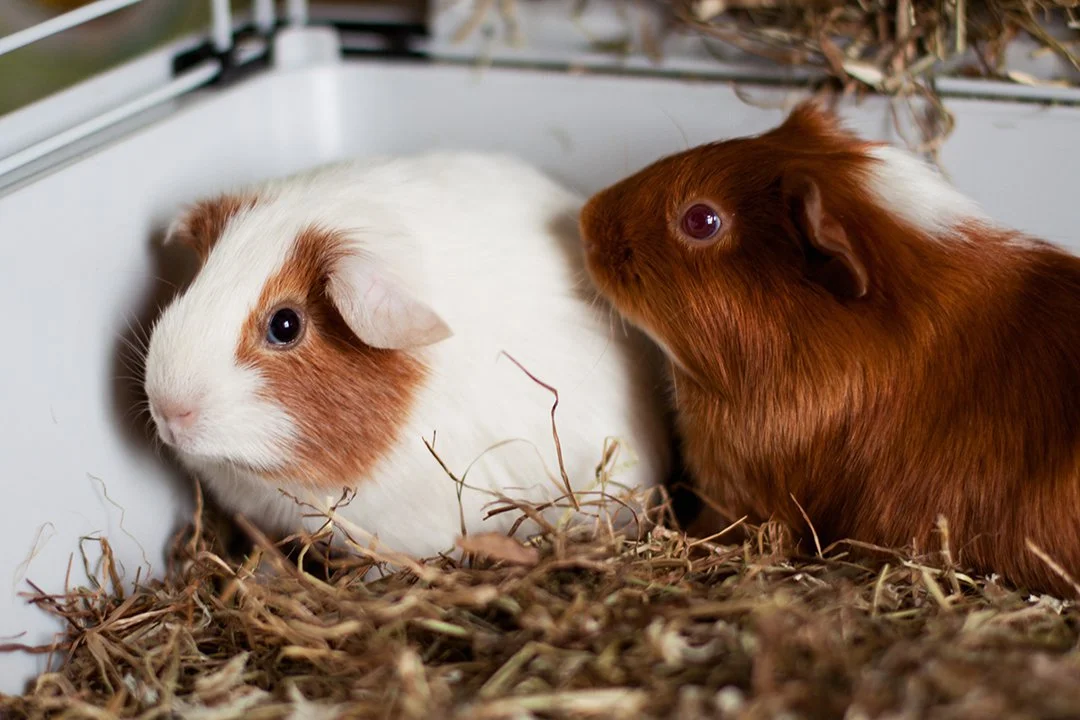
(172, 16, 432, 84)
(330, 20, 428, 59)
(172, 22, 277, 86)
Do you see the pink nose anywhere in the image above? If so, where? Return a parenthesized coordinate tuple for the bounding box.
(154, 400, 199, 432)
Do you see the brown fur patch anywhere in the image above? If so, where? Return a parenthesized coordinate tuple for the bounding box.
(235, 227, 428, 490)
(169, 194, 258, 264)
(580, 100, 1080, 597)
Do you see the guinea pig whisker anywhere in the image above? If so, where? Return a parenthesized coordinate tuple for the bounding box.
(118, 345, 148, 375)
(670, 368, 682, 410)
(131, 316, 151, 347)
(116, 347, 140, 367)
(117, 360, 146, 381)
(121, 312, 152, 352)
(118, 333, 147, 358)
(123, 405, 146, 422)
(659, 106, 691, 151)
(151, 274, 181, 292)
(145, 423, 163, 453)
(118, 343, 144, 361)
(133, 328, 152, 356)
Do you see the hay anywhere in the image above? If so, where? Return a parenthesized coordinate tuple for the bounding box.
(668, 0, 1080, 88)
(662, 0, 1080, 151)
(454, 0, 1079, 153)
(3, 477, 1080, 719)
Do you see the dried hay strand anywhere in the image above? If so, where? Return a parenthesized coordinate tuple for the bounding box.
(3, 475, 1080, 719)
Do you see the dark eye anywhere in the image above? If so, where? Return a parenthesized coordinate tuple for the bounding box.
(267, 307, 304, 346)
(680, 203, 723, 242)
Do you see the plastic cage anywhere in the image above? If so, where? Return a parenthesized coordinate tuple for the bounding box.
(0, 0, 1077, 694)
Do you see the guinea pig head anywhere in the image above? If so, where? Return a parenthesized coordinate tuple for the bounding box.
(579, 100, 971, 387)
(143, 194, 450, 488)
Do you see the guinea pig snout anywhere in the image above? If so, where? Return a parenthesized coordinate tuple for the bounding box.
(578, 197, 610, 255)
(579, 197, 633, 274)
(148, 395, 202, 446)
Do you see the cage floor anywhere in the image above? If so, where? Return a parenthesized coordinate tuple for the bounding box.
(0, 57, 1077, 693)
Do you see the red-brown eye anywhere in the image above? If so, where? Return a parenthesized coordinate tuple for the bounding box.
(680, 203, 722, 242)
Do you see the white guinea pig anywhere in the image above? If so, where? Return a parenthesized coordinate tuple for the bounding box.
(143, 151, 670, 559)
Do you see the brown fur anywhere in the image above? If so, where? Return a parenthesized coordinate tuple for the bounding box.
(580, 101, 1080, 597)
(235, 227, 427, 490)
(168, 194, 258, 264)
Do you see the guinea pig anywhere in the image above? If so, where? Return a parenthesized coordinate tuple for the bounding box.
(142, 151, 670, 560)
(578, 99, 1080, 597)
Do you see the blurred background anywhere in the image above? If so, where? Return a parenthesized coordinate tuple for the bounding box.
(2, 1, 1077, 138)
(0, 1, 213, 116)
(0, 0, 426, 117)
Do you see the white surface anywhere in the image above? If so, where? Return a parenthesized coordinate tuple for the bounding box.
(0, 36, 190, 166)
(274, 25, 342, 70)
(0, 60, 222, 178)
(0, 58, 1077, 694)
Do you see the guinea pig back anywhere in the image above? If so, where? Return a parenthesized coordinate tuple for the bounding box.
(578, 100, 1080, 597)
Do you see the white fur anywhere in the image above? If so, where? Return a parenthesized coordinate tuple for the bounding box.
(864, 145, 988, 236)
(144, 152, 670, 560)
(145, 205, 298, 470)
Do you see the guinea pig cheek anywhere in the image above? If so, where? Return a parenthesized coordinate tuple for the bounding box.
(240, 315, 427, 490)
(233, 229, 429, 491)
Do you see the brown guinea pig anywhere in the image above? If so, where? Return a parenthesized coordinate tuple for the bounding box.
(579, 99, 1080, 597)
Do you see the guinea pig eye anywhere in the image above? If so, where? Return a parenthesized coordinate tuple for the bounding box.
(680, 203, 723, 242)
(266, 307, 304, 347)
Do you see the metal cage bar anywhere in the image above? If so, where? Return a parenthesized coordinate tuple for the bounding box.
(254, 0, 277, 33)
(211, 0, 234, 53)
(0, 0, 144, 57)
(0, 59, 221, 178)
(0, 0, 314, 181)
(288, 0, 309, 26)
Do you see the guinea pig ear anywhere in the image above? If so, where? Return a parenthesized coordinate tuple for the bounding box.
(778, 99, 835, 135)
(773, 99, 855, 150)
(782, 174, 870, 300)
(162, 195, 253, 265)
(162, 212, 204, 259)
(325, 254, 453, 350)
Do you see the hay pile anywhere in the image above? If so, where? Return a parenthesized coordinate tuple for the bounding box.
(666, 0, 1079, 88)
(454, 0, 1079, 152)
(2, 480, 1080, 719)
(662, 0, 1080, 150)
